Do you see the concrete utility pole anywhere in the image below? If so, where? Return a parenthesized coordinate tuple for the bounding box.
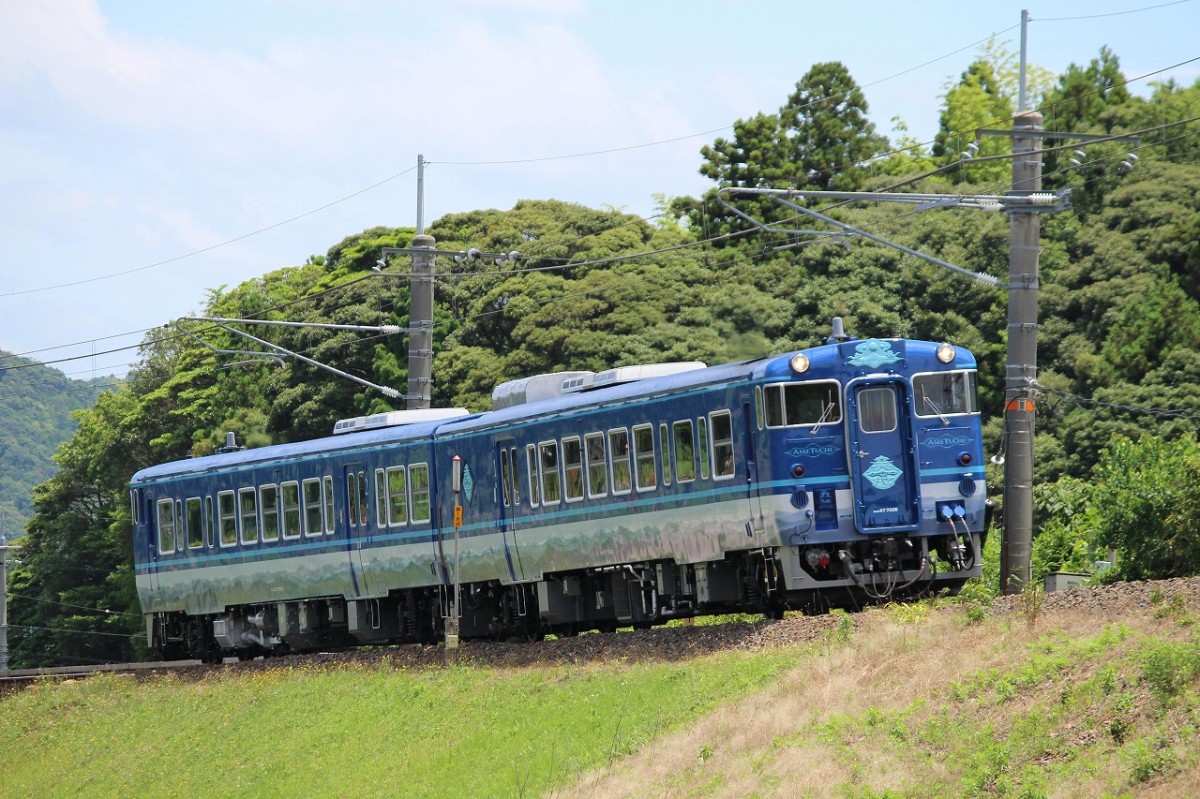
(1000, 110, 1044, 594)
(408, 154, 434, 410)
(1, 512, 10, 673)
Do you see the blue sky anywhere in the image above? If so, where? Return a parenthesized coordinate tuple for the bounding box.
(2, 0, 1197, 379)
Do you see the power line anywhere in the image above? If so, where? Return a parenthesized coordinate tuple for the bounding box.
(1036, 0, 1194, 22)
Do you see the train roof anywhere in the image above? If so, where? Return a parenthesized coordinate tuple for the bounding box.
(130, 337, 976, 485)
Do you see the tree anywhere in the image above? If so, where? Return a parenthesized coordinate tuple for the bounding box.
(933, 59, 1013, 184)
(1040, 46, 1131, 134)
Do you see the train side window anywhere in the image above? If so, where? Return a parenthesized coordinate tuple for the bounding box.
(375, 469, 388, 528)
(157, 498, 176, 554)
(346, 473, 359, 529)
(185, 497, 203, 549)
(324, 475, 335, 534)
(633, 424, 656, 491)
(218, 491, 237, 546)
(356, 471, 368, 526)
(499, 449, 512, 508)
(303, 478, 324, 537)
(673, 420, 696, 483)
(711, 411, 736, 479)
(609, 428, 632, 495)
(764, 386, 784, 427)
(585, 432, 607, 498)
(525, 445, 540, 507)
(260, 484, 279, 542)
(508, 447, 520, 506)
(858, 386, 898, 433)
(409, 464, 431, 523)
(697, 418, 711, 479)
(387, 466, 408, 525)
(659, 423, 672, 487)
(755, 386, 765, 431)
(562, 437, 584, 502)
(204, 495, 215, 548)
(539, 441, 562, 505)
(281, 482, 301, 539)
(239, 487, 259, 544)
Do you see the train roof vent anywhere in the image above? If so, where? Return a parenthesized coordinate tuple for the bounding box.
(332, 408, 470, 434)
(492, 371, 595, 410)
(589, 361, 707, 390)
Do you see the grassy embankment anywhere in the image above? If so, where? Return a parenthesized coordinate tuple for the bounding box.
(3, 589, 1199, 799)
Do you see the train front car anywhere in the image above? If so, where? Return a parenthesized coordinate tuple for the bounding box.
(761, 331, 988, 610)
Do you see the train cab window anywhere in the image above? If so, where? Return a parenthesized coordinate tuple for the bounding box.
(204, 495, 215, 548)
(585, 432, 607, 498)
(697, 418, 711, 479)
(324, 475, 336, 534)
(409, 464, 431, 523)
(281, 482, 301, 539)
(913, 371, 978, 417)
(710, 411, 736, 479)
(659, 424, 672, 487)
(673, 420, 696, 483)
(260, 485, 280, 542)
(185, 497, 203, 549)
(239, 487, 259, 544)
(764, 381, 842, 428)
(218, 491, 238, 546)
(608, 428, 632, 495)
(539, 441, 562, 505)
(303, 479, 324, 537)
(633, 425, 656, 491)
(858, 386, 898, 433)
(525, 445, 540, 507)
(156, 498, 176, 554)
(562, 437, 584, 502)
(386, 467, 408, 525)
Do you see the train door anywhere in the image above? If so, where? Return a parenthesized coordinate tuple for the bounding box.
(495, 440, 523, 582)
(343, 463, 371, 596)
(741, 397, 766, 535)
(845, 378, 921, 533)
(138, 488, 160, 593)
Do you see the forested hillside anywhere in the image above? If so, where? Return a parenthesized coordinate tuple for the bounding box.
(0, 351, 107, 538)
(8, 46, 1200, 667)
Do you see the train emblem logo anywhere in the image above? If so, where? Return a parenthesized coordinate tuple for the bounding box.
(846, 339, 901, 368)
(786, 443, 838, 458)
(863, 456, 904, 490)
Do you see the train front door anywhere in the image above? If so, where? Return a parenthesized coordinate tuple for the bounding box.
(846, 379, 921, 533)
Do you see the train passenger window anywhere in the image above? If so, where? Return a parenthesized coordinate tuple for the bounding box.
(387, 467, 408, 525)
(696, 418, 711, 479)
(409, 464, 431, 523)
(508, 447, 520, 506)
(375, 469, 388, 528)
(858, 387, 898, 433)
(673, 420, 696, 482)
(633, 425, 656, 491)
(205, 495, 215, 548)
(346, 473, 359, 528)
(525, 446, 540, 507)
(659, 424, 672, 487)
(585, 433, 607, 498)
(356, 471, 368, 526)
(710, 411, 736, 479)
(324, 476, 335, 534)
(218, 491, 237, 546)
(239, 487, 259, 544)
(499, 449, 512, 508)
(913, 371, 978, 417)
(157, 499, 176, 554)
(304, 479, 324, 536)
(608, 428, 632, 495)
(260, 485, 279, 542)
(763, 381, 841, 428)
(562, 437, 584, 502)
(186, 497, 203, 549)
(281, 482, 301, 539)
(539, 441, 562, 505)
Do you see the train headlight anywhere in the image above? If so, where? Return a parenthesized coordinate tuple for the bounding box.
(790, 353, 810, 374)
(936, 343, 956, 364)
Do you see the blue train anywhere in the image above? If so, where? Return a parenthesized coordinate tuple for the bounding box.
(131, 320, 989, 661)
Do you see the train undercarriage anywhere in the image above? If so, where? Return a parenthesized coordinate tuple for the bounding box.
(150, 531, 982, 663)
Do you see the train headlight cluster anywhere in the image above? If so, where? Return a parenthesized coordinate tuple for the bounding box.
(790, 353, 810, 374)
(936, 343, 956, 363)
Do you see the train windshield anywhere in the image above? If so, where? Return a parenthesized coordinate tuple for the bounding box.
(913, 370, 978, 417)
(763, 380, 842, 428)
